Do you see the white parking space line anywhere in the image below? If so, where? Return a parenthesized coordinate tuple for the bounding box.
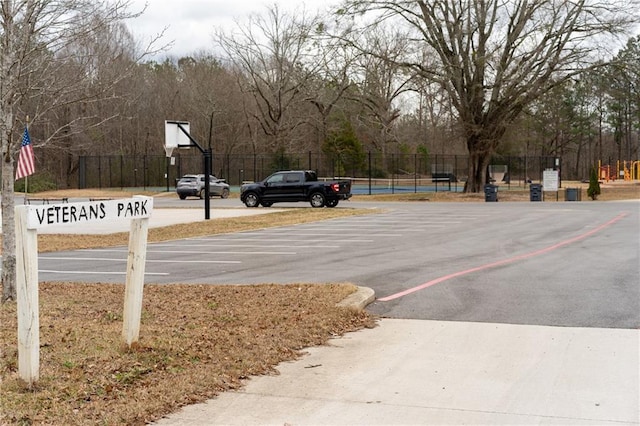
(41, 256, 129, 262)
(299, 223, 403, 227)
(329, 218, 465, 223)
(145, 259, 242, 264)
(297, 224, 449, 229)
(40, 256, 242, 264)
(39, 270, 169, 275)
(192, 238, 375, 243)
(343, 216, 486, 221)
(77, 248, 298, 255)
(151, 243, 341, 249)
(240, 232, 403, 237)
(297, 223, 455, 228)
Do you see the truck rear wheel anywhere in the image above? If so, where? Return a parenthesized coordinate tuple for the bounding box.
(243, 192, 260, 208)
(310, 192, 326, 208)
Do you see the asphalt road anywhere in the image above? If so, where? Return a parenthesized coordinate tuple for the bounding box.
(33, 198, 639, 329)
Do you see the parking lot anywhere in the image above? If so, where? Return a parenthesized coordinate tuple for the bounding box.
(32, 199, 639, 329)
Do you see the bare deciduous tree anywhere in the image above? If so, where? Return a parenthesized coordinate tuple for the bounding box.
(347, 25, 417, 157)
(1, 0, 154, 302)
(338, 0, 639, 191)
(216, 5, 325, 151)
(302, 27, 357, 152)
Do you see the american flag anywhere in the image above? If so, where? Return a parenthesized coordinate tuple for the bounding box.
(15, 127, 35, 180)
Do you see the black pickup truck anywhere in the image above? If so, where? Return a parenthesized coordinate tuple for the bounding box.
(240, 170, 352, 208)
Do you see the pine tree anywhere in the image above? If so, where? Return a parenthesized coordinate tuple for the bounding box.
(587, 167, 601, 200)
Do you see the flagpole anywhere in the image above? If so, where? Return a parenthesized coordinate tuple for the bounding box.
(25, 116, 29, 195)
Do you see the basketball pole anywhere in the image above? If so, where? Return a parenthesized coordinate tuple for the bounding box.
(174, 122, 211, 220)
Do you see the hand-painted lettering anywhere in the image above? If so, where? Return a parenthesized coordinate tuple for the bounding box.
(33, 202, 109, 226)
(140, 200, 148, 215)
(26, 198, 151, 229)
(35, 209, 45, 225)
(117, 200, 148, 218)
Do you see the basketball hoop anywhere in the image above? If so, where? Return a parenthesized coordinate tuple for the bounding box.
(164, 145, 174, 158)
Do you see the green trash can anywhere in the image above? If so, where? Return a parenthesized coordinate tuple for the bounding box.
(484, 184, 498, 202)
(565, 187, 581, 201)
(530, 184, 543, 202)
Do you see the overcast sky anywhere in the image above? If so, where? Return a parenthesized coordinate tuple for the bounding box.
(127, 0, 341, 60)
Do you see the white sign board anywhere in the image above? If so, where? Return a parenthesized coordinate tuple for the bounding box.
(26, 198, 152, 229)
(543, 169, 559, 192)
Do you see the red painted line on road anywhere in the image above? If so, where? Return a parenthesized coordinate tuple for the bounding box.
(378, 212, 629, 302)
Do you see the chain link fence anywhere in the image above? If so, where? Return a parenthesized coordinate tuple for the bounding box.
(77, 152, 560, 194)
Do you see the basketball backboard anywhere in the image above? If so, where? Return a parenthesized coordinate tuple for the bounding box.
(164, 120, 192, 149)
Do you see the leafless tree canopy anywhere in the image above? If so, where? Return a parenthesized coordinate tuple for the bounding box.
(215, 5, 327, 152)
(336, 0, 639, 190)
(1, 0, 153, 302)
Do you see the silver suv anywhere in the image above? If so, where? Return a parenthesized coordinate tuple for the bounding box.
(176, 174, 230, 199)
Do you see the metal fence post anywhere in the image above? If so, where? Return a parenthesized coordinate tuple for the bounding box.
(143, 155, 147, 190)
(391, 153, 395, 194)
(368, 151, 372, 195)
(413, 154, 418, 194)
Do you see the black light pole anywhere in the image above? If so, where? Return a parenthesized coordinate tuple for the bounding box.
(207, 110, 214, 177)
(175, 122, 211, 220)
(206, 111, 215, 217)
(203, 148, 212, 218)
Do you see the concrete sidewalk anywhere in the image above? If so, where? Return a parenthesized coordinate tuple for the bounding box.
(154, 319, 639, 425)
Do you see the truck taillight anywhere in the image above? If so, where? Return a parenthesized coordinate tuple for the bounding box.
(331, 183, 339, 192)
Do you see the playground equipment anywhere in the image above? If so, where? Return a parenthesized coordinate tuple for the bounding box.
(597, 160, 640, 182)
(632, 161, 640, 180)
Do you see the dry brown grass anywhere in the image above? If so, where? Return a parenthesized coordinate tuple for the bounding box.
(1, 282, 375, 425)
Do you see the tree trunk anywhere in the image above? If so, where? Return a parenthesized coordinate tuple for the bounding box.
(465, 150, 491, 193)
(2, 147, 17, 303)
(464, 129, 494, 193)
(574, 137, 584, 180)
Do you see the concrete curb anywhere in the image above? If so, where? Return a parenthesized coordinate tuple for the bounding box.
(336, 286, 375, 310)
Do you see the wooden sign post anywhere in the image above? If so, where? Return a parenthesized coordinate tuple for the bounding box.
(122, 212, 149, 347)
(15, 196, 152, 386)
(15, 205, 40, 386)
